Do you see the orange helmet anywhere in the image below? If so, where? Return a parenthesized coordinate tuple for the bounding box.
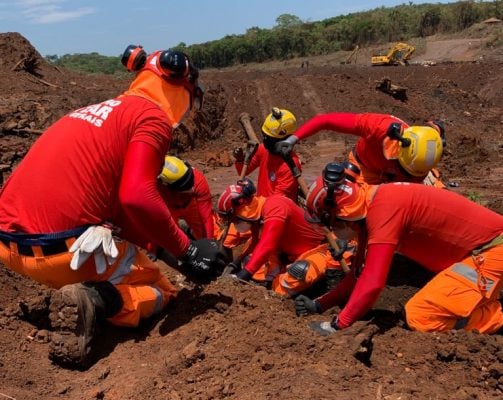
(217, 178, 257, 218)
(306, 163, 374, 225)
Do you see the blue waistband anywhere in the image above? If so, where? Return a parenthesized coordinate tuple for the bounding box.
(0, 225, 89, 247)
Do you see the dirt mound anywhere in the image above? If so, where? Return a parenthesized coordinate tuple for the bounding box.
(0, 33, 502, 399)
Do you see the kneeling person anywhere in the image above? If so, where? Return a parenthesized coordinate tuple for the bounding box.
(217, 179, 348, 296)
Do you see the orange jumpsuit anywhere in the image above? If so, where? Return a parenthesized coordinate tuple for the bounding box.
(316, 183, 503, 333)
(239, 195, 346, 297)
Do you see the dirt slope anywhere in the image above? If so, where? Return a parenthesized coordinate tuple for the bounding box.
(0, 30, 502, 400)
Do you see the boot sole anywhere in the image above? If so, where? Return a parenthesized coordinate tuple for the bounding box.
(48, 285, 95, 368)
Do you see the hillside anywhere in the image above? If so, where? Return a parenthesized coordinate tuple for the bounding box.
(0, 26, 502, 400)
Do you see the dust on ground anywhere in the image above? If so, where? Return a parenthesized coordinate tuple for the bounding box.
(0, 29, 503, 400)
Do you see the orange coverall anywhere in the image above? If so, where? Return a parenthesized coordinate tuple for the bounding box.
(316, 183, 503, 333)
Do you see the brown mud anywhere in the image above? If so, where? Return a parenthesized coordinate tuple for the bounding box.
(0, 30, 502, 399)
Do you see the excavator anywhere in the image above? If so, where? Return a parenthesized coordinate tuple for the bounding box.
(371, 42, 415, 66)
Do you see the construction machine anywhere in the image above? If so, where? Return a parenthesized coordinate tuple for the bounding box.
(371, 42, 415, 66)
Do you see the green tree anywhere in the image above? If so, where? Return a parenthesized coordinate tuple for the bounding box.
(275, 14, 302, 28)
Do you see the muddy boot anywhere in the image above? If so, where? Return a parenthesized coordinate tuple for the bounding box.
(49, 282, 122, 369)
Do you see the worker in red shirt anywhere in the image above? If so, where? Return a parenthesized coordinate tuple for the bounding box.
(295, 162, 503, 335)
(223, 108, 303, 251)
(274, 112, 446, 187)
(0, 46, 224, 368)
(216, 179, 349, 296)
(233, 107, 302, 202)
(158, 156, 216, 240)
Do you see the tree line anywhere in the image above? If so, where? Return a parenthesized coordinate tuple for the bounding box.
(46, 1, 502, 74)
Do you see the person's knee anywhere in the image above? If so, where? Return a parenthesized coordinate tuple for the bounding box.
(286, 260, 309, 281)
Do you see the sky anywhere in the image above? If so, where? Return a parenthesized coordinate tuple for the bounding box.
(0, 0, 457, 57)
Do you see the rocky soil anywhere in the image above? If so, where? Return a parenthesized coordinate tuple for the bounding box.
(0, 26, 502, 399)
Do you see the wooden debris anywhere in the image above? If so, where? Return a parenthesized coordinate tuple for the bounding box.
(25, 75, 60, 88)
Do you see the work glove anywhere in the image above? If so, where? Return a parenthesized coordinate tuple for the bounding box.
(310, 320, 338, 336)
(182, 239, 226, 276)
(295, 295, 322, 316)
(325, 267, 346, 291)
(274, 135, 298, 158)
(220, 261, 240, 277)
(233, 147, 245, 163)
(329, 238, 348, 261)
(310, 318, 379, 362)
(70, 225, 119, 274)
(233, 268, 253, 281)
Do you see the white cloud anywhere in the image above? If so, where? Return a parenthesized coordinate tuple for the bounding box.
(14, 0, 95, 24)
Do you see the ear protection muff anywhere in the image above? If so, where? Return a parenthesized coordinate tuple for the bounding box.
(236, 178, 257, 199)
(427, 119, 446, 148)
(386, 122, 411, 147)
(157, 50, 190, 80)
(322, 162, 345, 209)
(121, 45, 147, 72)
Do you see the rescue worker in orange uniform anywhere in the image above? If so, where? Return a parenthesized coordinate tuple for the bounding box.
(217, 179, 349, 296)
(295, 162, 503, 335)
(274, 112, 446, 187)
(0, 46, 224, 368)
(158, 155, 216, 240)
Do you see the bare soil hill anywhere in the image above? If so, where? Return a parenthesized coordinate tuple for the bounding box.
(0, 30, 502, 400)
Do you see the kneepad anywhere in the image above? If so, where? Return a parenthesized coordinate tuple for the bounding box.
(287, 260, 309, 281)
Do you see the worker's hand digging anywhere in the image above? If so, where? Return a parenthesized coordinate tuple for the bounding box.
(182, 239, 226, 277)
(295, 295, 322, 316)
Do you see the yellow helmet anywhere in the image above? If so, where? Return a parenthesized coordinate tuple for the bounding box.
(159, 156, 194, 190)
(398, 126, 443, 177)
(261, 107, 297, 139)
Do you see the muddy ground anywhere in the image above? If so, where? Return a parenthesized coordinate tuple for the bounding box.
(0, 27, 503, 400)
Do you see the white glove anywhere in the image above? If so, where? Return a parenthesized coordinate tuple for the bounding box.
(69, 225, 119, 274)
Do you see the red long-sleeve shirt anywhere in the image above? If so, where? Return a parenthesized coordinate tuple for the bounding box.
(235, 144, 302, 202)
(294, 112, 424, 183)
(316, 183, 503, 329)
(0, 95, 190, 257)
(242, 195, 325, 275)
(158, 168, 215, 239)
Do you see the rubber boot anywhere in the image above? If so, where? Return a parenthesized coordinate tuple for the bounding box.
(48, 282, 122, 369)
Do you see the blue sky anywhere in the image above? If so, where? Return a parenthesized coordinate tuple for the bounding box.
(0, 0, 456, 56)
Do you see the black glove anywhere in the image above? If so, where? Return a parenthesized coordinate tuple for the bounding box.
(182, 239, 226, 275)
(330, 239, 348, 261)
(233, 147, 245, 163)
(235, 268, 253, 281)
(325, 267, 345, 291)
(294, 295, 322, 316)
(274, 139, 295, 159)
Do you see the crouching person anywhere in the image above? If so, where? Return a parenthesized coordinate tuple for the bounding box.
(0, 47, 224, 368)
(296, 162, 503, 335)
(216, 179, 349, 296)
